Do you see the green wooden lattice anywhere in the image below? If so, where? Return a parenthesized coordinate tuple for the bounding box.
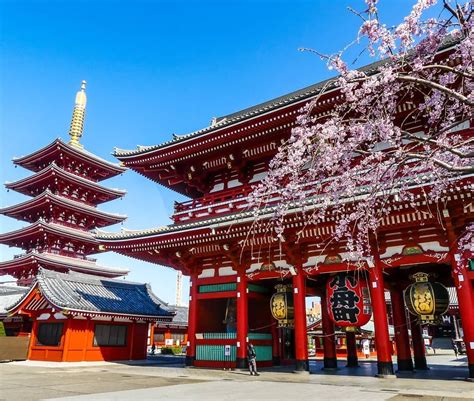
(196, 345, 236, 361)
(248, 333, 272, 340)
(202, 332, 237, 339)
(198, 283, 237, 293)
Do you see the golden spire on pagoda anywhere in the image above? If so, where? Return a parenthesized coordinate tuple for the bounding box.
(68, 80, 87, 148)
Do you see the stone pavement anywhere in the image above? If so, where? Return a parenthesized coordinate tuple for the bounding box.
(0, 354, 472, 401)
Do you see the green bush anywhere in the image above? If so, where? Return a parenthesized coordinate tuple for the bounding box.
(160, 346, 182, 355)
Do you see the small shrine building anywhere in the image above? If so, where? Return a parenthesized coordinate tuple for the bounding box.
(5, 268, 173, 362)
(151, 305, 188, 349)
(98, 41, 474, 379)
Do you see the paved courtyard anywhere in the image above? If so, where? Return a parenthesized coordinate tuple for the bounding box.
(0, 354, 472, 401)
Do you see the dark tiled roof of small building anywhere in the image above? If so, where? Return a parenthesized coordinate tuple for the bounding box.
(167, 305, 188, 326)
(9, 269, 174, 319)
(150, 294, 188, 327)
(0, 285, 29, 317)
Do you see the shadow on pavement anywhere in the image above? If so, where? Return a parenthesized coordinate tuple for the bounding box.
(135, 354, 470, 381)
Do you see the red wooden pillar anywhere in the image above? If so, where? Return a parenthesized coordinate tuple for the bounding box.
(451, 253, 474, 378)
(129, 320, 136, 360)
(27, 318, 38, 360)
(410, 315, 428, 370)
(236, 270, 248, 369)
(390, 288, 413, 371)
(368, 255, 394, 376)
(149, 324, 155, 347)
(292, 266, 308, 371)
(346, 331, 358, 367)
(61, 316, 72, 362)
(271, 322, 280, 365)
(321, 290, 337, 370)
(186, 272, 198, 366)
(446, 216, 474, 379)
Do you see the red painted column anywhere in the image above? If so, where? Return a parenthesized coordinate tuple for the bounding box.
(368, 255, 394, 376)
(390, 288, 413, 371)
(27, 318, 38, 360)
(321, 289, 337, 369)
(186, 272, 198, 366)
(61, 317, 72, 362)
(346, 331, 359, 367)
(129, 320, 136, 360)
(292, 266, 308, 371)
(236, 269, 248, 369)
(410, 315, 428, 370)
(451, 251, 474, 378)
(271, 321, 280, 365)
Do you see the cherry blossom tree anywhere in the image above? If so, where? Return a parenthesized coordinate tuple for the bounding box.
(248, 0, 473, 261)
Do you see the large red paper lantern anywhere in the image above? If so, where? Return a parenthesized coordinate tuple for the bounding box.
(326, 273, 372, 328)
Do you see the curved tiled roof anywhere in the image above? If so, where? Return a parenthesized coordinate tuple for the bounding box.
(0, 190, 127, 226)
(113, 61, 386, 158)
(0, 220, 97, 245)
(0, 285, 29, 317)
(167, 305, 188, 326)
(0, 252, 129, 277)
(13, 138, 126, 177)
(147, 294, 188, 327)
(5, 163, 126, 200)
(8, 269, 174, 319)
(113, 38, 459, 159)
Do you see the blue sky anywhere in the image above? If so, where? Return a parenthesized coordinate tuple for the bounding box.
(0, 0, 446, 304)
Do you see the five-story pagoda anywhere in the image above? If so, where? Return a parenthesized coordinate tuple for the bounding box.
(0, 81, 128, 285)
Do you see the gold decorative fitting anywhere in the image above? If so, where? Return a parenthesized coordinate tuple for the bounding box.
(402, 245, 423, 256)
(68, 80, 87, 148)
(260, 261, 276, 271)
(412, 272, 429, 282)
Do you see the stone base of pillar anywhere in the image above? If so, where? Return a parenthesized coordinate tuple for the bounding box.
(294, 359, 309, 372)
(185, 356, 195, 366)
(396, 358, 414, 372)
(346, 356, 359, 368)
(323, 357, 338, 370)
(376, 361, 394, 377)
(414, 356, 429, 370)
(468, 364, 474, 380)
(236, 357, 247, 369)
(272, 356, 281, 366)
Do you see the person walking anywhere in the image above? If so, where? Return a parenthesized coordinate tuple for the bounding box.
(452, 338, 459, 359)
(247, 342, 259, 376)
(361, 338, 370, 359)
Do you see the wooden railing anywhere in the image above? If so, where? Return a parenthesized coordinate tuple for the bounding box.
(172, 185, 255, 223)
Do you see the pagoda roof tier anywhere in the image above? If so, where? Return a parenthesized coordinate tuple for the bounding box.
(0, 190, 126, 228)
(7, 268, 174, 321)
(5, 163, 126, 204)
(13, 138, 126, 181)
(0, 252, 129, 278)
(0, 221, 98, 250)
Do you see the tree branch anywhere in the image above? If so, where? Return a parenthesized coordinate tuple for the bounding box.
(396, 74, 474, 106)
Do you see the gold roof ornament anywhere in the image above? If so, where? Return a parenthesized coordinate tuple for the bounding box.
(68, 80, 87, 148)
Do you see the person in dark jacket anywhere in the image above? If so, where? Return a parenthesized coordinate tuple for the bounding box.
(247, 342, 259, 376)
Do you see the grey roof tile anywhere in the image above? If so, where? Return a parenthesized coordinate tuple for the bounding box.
(8, 269, 174, 319)
(0, 285, 29, 316)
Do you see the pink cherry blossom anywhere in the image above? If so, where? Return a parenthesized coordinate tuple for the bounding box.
(249, 0, 473, 267)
